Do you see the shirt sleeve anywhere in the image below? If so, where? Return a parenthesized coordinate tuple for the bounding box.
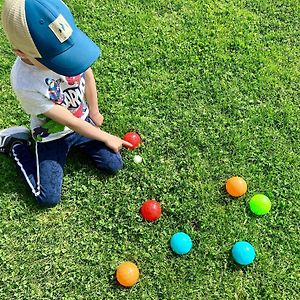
(14, 90, 55, 116)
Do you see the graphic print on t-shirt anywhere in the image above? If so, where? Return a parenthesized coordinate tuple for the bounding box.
(65, 75, 81, 85)
(33, 73, 87, 141)
(62, 75, 84, 118)
(45, 78, 64, 104)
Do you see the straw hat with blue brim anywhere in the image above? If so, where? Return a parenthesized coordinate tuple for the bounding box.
(1, 0, 101, 76)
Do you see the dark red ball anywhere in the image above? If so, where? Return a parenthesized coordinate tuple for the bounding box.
(123, 132, 141, 150)
(140, 200, 162, 221)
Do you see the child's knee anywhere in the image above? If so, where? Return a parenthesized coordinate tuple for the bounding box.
(108, 153, 124, 174)
(104, 153, 124, 174)
(36, 191, 61, 207)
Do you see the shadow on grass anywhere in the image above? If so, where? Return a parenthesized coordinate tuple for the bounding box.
(218, 184, 249, 207)
(0, 149, 113, 213)
(218, 184, 235, 205)
(225, 251, 254, 273)
(109, 273, 126, 291)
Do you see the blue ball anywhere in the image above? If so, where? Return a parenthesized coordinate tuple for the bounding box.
(170, 232, 192, 255)
(232, 241, 256, 265)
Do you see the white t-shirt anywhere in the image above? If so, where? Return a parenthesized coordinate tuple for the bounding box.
(10, 57, 89, 142)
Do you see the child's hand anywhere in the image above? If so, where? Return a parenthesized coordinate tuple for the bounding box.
(104, 134, 133, 152)
(90, 111, 104, 127)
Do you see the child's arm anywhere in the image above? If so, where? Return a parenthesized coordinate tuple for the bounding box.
(85, 67, 104, 126)
(43, 104, 132, 152)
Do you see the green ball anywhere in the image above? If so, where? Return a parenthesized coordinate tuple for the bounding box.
(249, 194, 271, 215)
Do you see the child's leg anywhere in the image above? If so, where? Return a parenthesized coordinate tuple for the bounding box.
(12, 138, 69, 207)
(76, 139, 123, 174)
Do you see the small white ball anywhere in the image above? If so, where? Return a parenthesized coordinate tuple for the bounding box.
(133, 155, 142, 163)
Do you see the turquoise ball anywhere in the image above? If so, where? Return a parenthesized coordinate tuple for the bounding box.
(170, 232, 192, 255)
(232, 241, 256, 265)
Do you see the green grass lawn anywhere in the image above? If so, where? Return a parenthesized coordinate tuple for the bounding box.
(0, 0, 299, 299)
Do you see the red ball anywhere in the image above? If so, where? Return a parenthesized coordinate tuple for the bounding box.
(123, 132, 141, 150)
(140, 200, 162, 221)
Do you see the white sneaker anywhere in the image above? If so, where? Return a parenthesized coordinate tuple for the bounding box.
(0, 126, 31, 154)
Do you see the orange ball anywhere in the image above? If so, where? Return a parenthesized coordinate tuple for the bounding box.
(116, 261, 139, 287)
(226, 176, 247, 197)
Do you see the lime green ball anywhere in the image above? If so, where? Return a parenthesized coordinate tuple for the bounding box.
(249, 194, 271, 215)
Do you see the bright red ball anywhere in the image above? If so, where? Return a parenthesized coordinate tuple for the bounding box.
(140, 200, 162, 221)
(123, 132, 141, 150)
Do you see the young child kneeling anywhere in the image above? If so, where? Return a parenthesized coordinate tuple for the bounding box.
(0, 0, 131, 207)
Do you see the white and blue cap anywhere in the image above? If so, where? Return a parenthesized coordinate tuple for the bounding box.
(1, 0, 101, 76)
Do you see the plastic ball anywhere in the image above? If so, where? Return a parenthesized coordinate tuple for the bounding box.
(133, 155, 143, 163)
(140, 200, 162, 221)
(123, 132, 141, 150)
(226, 176, 247, 197)
(232, 241, 256, 265)
(249, 194, 271, 215)
(170, 232, 192, 255)
(116, 261, 139, 287)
